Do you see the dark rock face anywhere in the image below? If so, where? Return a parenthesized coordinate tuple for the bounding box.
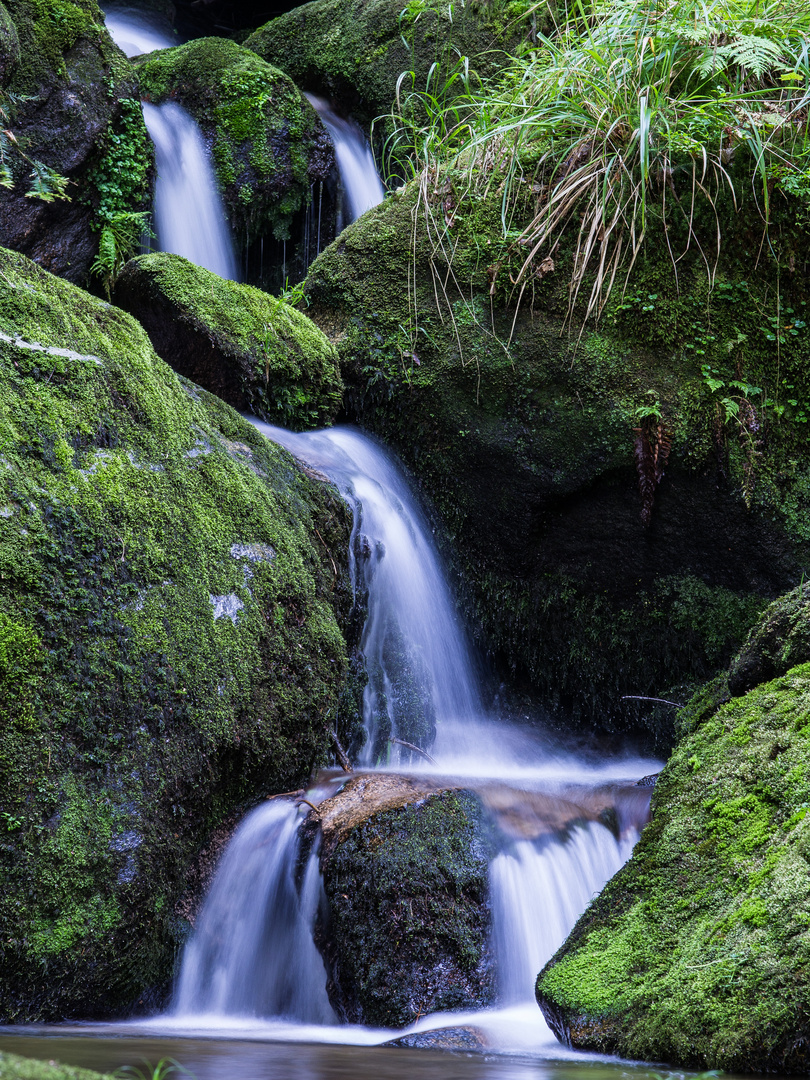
(0, 2, 20, 85)
(302, 173, 810, 748)
(0, 0, 152, 283)
(113, 252, 343, 430)
(307, 774, 496, 1027)
(728, 585, 810, 696)
(0, 247, 358, 1021)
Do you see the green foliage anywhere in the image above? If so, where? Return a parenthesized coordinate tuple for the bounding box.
(90, 211, 152, 298)
(0, 90, 70, 201)
(0, 1050, 114, 1080)
(115, 1061, 191, 1080)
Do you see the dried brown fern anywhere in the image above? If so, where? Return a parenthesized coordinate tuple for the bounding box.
(633, 421, 672, 527)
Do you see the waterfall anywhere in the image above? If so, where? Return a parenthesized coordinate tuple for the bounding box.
(305, 96, 384, 224)
(104, 14, 239, 281)
(141, 102, 238, 281)
(170, 423, 658, 1037)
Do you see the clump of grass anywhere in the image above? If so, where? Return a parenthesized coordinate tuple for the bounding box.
(385, 0, 810, 323)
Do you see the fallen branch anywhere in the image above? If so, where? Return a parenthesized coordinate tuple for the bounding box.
(296, 798, 321, 815)
(621, 695, 684, 708)
(389, 737, 438, 766)
(266, 789, 304, 801)
(332, 731, 353, 772)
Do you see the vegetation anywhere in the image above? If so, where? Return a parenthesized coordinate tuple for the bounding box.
(0, 246, 360, 1020)
(0, 1052, 113, 1080)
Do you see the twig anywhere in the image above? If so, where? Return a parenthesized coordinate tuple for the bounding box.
(389, 737, 438, 765)
(266, 789, 304, 801)
(297, 798, 321, 814)
(332, 731, 353, 772)
(621, 695, 684, 708)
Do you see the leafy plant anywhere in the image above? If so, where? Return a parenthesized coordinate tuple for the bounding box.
(115, 1058, 192, 1080)
(91, 211, 152, 298)
(0, 91, 70, 202)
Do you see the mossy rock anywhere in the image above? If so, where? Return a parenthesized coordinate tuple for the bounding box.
(308, 774, 496, 1026)
(728, 584, 810, 697)
(244, 0, 544, 128)
(0, 245, 360, 1020)
(0, 2, 19, 85)
(0, 0, 152, 283)
(136, 37, 334, 246)
(536, 656, 810, 1072)
(302, 163, 810, 747)
(0, 1052, 113, 1080)
(113, 252, 343, 430)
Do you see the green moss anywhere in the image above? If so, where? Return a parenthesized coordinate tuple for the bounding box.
(0, 246, 357, 1019)
(5, 0, 100, 91)
(303, 169, 807, 743)
(0, 1051, 113, 1080)
(536, 661, 810, 1071)
(136, 38, 330, 244)
(320, 789, 495, 1026)
(113, 252, 343, 429)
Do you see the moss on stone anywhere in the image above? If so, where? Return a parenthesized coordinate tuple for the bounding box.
(0, 245, 358, 1019)
(314, 786, 496, 1026)
(536, 657, 810, 1071)
(728, 584, 810, 697)
(0, 1052, 113, 1080)
(302, 162, 809, 745)
(136, 37, 334, 245)
(244, 0, 545, 129)
(113, 252, 343, 430)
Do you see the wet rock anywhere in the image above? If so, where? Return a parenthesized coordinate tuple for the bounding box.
(0, 246, 357, 1021)
(0, 0, 152, 283)
(113, 251, 343, 430)
(0, 2, 19, 86)
(535, 596, 810, 1071)
(728, 585, 810, 696)
(384, 1025, 488, 1051)
(135, 36, 335, 248)
(306, 774, 496, 1026)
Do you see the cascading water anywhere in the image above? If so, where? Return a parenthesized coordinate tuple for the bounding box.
(170, 421, 659, 1045)
(305, 95, 385, 225)
(104, 12, 239, 281)
(141, 102, 239, 280)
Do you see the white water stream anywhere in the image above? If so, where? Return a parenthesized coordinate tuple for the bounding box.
(305, 95, 385, 223)
(166, 422, 658, 1052)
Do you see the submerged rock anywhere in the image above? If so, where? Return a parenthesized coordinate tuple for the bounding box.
(384, 1025, 488, 1051)
(0, 246, 359, 1020)
(113, 252, 343, 430)
(535, 597, 810, 1070)
(135, 37, 334, 247)
(306, 774, 496, 1026)
(0, 0, 153, 283)
(302, 166, 809, 747)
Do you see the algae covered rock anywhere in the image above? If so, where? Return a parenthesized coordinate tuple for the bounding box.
(244, 0, 539, 126)
(136, 37, 334, 245)
(535, 656, 810, 1072)
(308, 774, 496, 1026)
(0, 0, 153, 282)
(0, 246, 359, 1020)
(302, 175, 807, 745)
(728, 584, 810, 697)
(0, 1052, 113, 1080)
(113, 252, 343, 429)
(0, 2, 19, 86)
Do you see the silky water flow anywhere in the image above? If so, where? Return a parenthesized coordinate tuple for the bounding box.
(169, 422, 658, 1047)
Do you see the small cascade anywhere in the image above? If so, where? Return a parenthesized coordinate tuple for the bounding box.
(141, 102, 239, 280)
(103, 8, 175, 57)
(169, 422, 658, 1035)
(173, 800, 334, 1023)
(305, 95, 385, 224)
(250, 422, 480, 763)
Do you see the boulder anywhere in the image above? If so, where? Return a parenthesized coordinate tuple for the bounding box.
(535, 656, 810, 1072)
(301, 165, 810, 747)
(0, 246, 359, 1020)
(0, 1052, 113, 1079)
(0, 0, 153, 283)
(305, 773, 496, 1026)
(244, 0, 542, 127)
(135, 37, 335, 247)
(113, 252, 343, 430)
(728, 585, 810, 696)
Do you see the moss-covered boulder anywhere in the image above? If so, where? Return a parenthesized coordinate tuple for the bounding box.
(535, 657, 810, 1071)
(0, 245, 360, 1020)
(0, 2, 20, 86)
(0, 1052, 113, 1080)
(113, 252, 343, 430)
(244, 0, 541, 127)
(0, 0, 153, 283)
(307, 773, 496, 1026)
(728, 585, 810, 697)
(301, 166, 809, 747)
(136, 37, 334, 246)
